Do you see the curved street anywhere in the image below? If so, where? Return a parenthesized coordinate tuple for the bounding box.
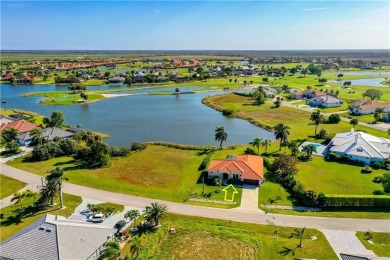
(1, 163, 389, 232)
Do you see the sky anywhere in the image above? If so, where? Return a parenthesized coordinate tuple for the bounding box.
(1, 1, 389, 50)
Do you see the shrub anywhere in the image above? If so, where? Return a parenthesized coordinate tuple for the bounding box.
(328, 114, 341, 124)
(382, 173, 390, 193)
(198, 152, 212, 170)
(324, 196, 390, 207)
(373, 190, 385, 195)
(373, 176, 383, 183)
(372, 161, 383, 170)
(244, 147, 257, 155)
(131, 142, 147, 151)
(110, 146, 131, 157)
(361, 166, 373, 174)
(317, 129, 327, 139)
(222, 109, 234, 116)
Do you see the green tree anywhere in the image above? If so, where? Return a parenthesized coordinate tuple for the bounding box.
(273, 123, 291, 151)
(318, 78, 328, 85)
(44, 166, 68, 208)
(23, 189, 39, 205)
(362, 89, 383, 100)
(215, 126, 228, 149)
(301, 144, 317, 159)
(2, 100, 8, 110)
(374, 108, 384, 122)
(5, 140, 20, 153)
(288, 141, 299, 157)
(249, 137, 262, 154)
(261, 139, 271, 153)
(98, 241, 120, 260)
(1, 128, 18, 142)
(301, 68, 308, 77)
(350, 118, 359, 129)
(130, 237, 143, 259)
(11, 191, 25, 210)
(30, 128, 44, 145)
(130, 221, 156, 237)
(310, 110, 324, 137)
(144, 202, 168, 226)
(43, 111, 64, 127)
(124, 209, 140, 227)
(274, 97, 282, 108)
(318, 129, 327, 139)
(271, 155, 298, 180)
(381, 173, 390, 193)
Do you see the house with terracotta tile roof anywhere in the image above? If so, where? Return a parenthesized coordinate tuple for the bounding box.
(349, 99, 390, 115)
(207, 155, 264, 186)
(0, 120, 38, 133)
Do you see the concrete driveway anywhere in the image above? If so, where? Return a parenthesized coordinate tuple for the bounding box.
(236, 185, 263, 212)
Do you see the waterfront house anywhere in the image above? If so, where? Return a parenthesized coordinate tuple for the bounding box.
(207, 155, 264, 186)
(108, 76, 125, 84)
(17, 127, 74, 146)
(326, 130, 390, 165)
(349, 99, 390, 115)
(0, 214, 116, 260)
(292, 89, 326, 99)
(308, 95, 343, 108)
(0, 120, 38, 134)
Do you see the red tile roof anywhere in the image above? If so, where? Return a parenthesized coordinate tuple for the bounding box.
(0, 120, 39, 133)
(208, 155, 264, 180)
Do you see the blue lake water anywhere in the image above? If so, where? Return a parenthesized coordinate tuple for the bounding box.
(329, 78, 387, 87)
(0, 84, 273, 147)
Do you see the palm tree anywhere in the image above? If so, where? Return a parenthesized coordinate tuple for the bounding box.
(249, 137, 262, 154)
(273, 123, 291, 151)
(144, 202, 168, 226)
(2, 100, 8, 110)
(38, 181, 58, 206)
(288, 142, 299, 157)
(23, 189, 39, 205)
(301, 145, 317, 159)
(45, 167, 68, 208)
(310, 110, 324, 137)
(130, 221, 157, 237)
(87, 203, 98, 213)
(124, 209, 140, 226)
(261, 139, 271, 153)
(30, 128, 43, 145)
(215, 126, 228, 149)
(97, 241, 120, 260)
(11, 191, 25, 210)
(350, 118, 359, 129)
(130, 237, 143, 258)
(295, 227, 306, 248)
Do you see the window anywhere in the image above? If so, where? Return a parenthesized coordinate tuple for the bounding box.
(357, 148, 363, 152)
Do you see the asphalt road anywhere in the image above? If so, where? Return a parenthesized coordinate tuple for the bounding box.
(1, 163, 389, 232)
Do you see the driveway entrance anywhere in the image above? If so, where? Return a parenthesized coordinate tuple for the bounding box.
(236, 184, 263, 212)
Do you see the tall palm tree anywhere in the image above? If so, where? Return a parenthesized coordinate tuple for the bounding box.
(249, 137, 262, 154)
(295, 227, 306, 248)
(11, 191, 25, 210)
(215, 126, 228, 149)
(38, 181, 58, 206)
(30, 128, 43, 145)
(2, 100, 8, 110)
(130, 221, 157, 237)
(310, 110, 324, 137)
(124, 209, 140, 227)
(301, 145, 317, 159)
(273, 123, 291, 151)
(261, 139, 271, 153)
(45, 167, 68, 208)
(130, 237, 143, 258)
(23, 189, 39, 205)
(288, 142, 299, 157)
(97, 241, 120, 260)
(144, 202, 168, 226)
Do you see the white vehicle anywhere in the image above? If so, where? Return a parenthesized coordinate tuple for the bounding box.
(88, 214, 106, 223)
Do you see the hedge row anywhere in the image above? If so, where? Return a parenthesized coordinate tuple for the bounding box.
(199, 152, 213, 170)
(324, 196, 390, 207)
(148, 142, 217, 151)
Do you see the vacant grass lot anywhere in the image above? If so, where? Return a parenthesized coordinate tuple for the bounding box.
(7, 145, 241, 208)
(296, 157, 387, 195)
(0, 194, 81, 241)
(0, 174, 26, 199)
(356, 232, 390, 257)
(148, 213, 337, 259)
(22, 91, 104, 105)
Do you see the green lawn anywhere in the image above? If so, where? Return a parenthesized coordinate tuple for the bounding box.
(356, 232, 390, 257)
(6, 145, 240, 209)
(0, 174, 25, 199)
(95, 202, 124, 213)
(339, 112, 382, 124)
(258, 178, 295, 207)
(0, 193, 81, 241)
(22, 91, 104, 105)
(122, 213, 337, 259)
(296, 157, 387, 196)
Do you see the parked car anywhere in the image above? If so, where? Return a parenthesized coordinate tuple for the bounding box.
(114, 220, 126, 229)
(88, 213, 105, 223)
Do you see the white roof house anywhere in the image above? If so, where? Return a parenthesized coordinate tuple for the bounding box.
(327, 131, 390, 164)
(0, 214, 116, 260)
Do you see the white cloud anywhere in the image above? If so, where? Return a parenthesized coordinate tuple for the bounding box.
(303, 7, 329, 11)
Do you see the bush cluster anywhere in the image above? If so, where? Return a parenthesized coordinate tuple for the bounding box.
(324, 196, 390, 207)
(199, 152, 213, 170)
(32, 139, 80, 161)
(131, 142, 147, 151)
(148, 141, 216, 151)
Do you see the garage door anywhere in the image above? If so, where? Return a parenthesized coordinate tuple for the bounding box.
(244, 179, 258, 185)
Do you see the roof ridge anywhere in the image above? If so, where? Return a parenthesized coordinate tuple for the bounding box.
(241, 155, 263, 178)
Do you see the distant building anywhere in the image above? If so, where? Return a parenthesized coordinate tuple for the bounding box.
(0, 120, 38, 134)
(17, 127, 74, 146)
(0, 115, 17, 125)
(349, 99, 390, 115)
(0, 214, 116, 260)
(108, 76, 125, 84)
(308, 95, 343, 108)
(292, 89, 326, 99)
